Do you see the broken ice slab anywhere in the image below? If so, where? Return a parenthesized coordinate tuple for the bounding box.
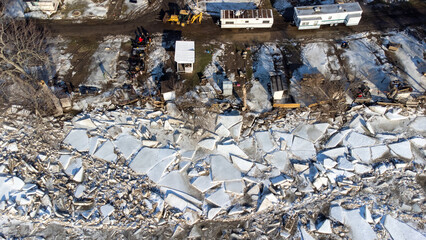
(147, 156, 175, 183)
(73, 116, 97, 129)
(257, 193, 278, 212)
(64, 157, 83, 178)
(164, 192, 202, 214)
(270, 175, 293, 187)
(410, 137, 426, 148)
(74, 185, 85, 198)
(349, 115, 370, 134)
(93, 140, 118, 163)
(231, 155, 253, 173)
(100, 204, 114, 218)
(224, 180, 245, 195)
(208, 207, 221, 219)
(206, 188, 231, 209)
(0, 176, 25, 201)
(129, 148, 176, 174)
(354, 163, 372, 174)
(290, 136, 316, 160)
(388, 140, 413, 160)
(337, 156, 354, 171)
(254, 131, 276, 153)
(264, 151, 290, 172)
(197, 138, 217, 151)
(113, 134, 142, 160)
(217, 143, 249, 159)
(409, 116, 426, 133)
(292, 123, 329, 143)
(318, 147, 347, 161)
(344, 132, 377, 148)
(215, 124, 231, 138)
(299, 226, 315, 240)
(329, 205, 376, 240)
(325, 129, 352, 148)
(63, 129, 89, 152)
(316, 219, 332, 234)
(191, 175, 220, 193)
(210, 155, 242, 182)
(159, 171, 194, 197)
(58, 154, 72, 170)
(217, 114, 243, 141)
(323, 158, 337, 169)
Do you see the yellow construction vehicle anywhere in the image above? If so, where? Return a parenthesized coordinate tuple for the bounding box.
(163, 10, 202, 27)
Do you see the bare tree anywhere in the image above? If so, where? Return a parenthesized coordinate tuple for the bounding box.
(0, 2, 60, 116)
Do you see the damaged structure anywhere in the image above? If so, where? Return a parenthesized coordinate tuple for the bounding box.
(220, 9, 274, 28)
(294, 2, 362, 30)
(23, 0, 60, 14)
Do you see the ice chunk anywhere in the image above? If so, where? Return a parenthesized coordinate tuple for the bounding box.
(292, 123, 329, 143)
(317, 147, 347, 160)
(64, 157, 83, 178)
(385, 111, 408, 120)
(316, 219, 332, 234)
(325, 129, 352, 148)
(349, 115, 369, 134)
(410, 137, 426, 148)
(93, 140, 117, 163)
(159, 171, 193, 196)
(165, 192, 202, 214)
(73, 167, 84, 182)
(231, 155, 253, 173)
(337, 156, 354, 171)
(206, 188, 231, 209)
(0, 176, 25, 201)
(100, 204, 114, 218)
(323, 158, 337, 169)
(210, 155, 242, 182)
(290, 137, 316, 159)
(389, 141, 413, 160)
(74, 117, 97, 129)
(58, 154, 72, 170)
(130, 148, 176, 174)
(354, 164, 372, 174)
(330, 205, 376, 240)
(198, 138, 217, 151)
(224, 180, 244, 195)
(344, 132, 377, 148)
(383, 215, 426, 240)
(191, 175, 220, 193)
(265, 151, 290, 172)
(217, 143, 248, 159)
(147, 156, 175, 183)
(63, 129, 89, 152)
(114, 134, 142, 160)
(208, 207, 221, 219)
(74, 185, 85, 198)
(88, 136, 101, 155)
(254, 131, 276, 153)
(352, 147, 372, 163)
(299, 226, 315, 240)
(257, 193, 278, 212)
(215, 124, 230, 138)
(217, 114, 243, 140)
(409, 116, 426, 133)
(371, 145, 389, 161)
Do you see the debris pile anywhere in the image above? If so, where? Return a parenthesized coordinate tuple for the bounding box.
(1, 103, 424, 238)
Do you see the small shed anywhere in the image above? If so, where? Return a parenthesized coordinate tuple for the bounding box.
(175, 41, 195, 73)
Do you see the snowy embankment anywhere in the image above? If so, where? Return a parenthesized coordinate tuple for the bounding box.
(1, 103, 424, 238)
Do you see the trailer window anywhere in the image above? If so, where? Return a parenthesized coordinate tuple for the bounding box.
(328, 16, 332, 19)
(225, 21, 234, 24)
(245, 21, 249, 23)
(263, 20, 270, 23)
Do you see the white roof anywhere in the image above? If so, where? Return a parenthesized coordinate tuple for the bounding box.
(295, 3, 362, 16)
(175, 41, 195, 63)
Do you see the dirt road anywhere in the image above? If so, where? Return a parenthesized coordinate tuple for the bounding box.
(40, 1, 426, 42)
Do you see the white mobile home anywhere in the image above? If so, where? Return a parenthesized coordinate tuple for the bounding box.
(220, 9, 274, 29)
(175, 41, 195, 73)
(294, 3, 362, 30)
(24, 0, 60, 13)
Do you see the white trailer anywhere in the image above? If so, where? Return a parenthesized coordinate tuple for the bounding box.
(294, 3, 362, 30)
(220, 9, 274, 28)
(24, 0, 60, 14)
(175, 41, 195, 73)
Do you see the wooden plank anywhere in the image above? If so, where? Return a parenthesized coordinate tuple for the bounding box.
(273, 103, 301, 108)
